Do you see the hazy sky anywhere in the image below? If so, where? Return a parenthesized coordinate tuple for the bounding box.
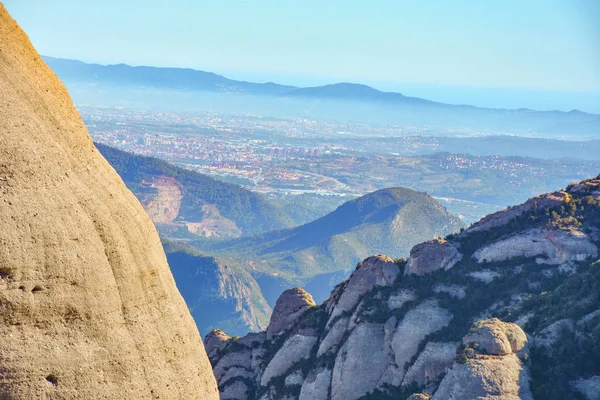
(5, 0, 600, 94)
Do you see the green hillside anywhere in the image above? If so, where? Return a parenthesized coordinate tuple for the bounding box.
(97, 143, 294, 238)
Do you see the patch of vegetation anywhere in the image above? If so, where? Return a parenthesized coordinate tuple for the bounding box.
(97, 142, 293, 234)
(358, 382, 422, 400)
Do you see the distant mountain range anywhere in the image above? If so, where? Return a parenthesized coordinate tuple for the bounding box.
(46, 56, 600, 138)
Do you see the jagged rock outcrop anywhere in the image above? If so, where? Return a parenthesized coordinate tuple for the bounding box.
(204, 329, 232, 356)
(469, 190, 569, 232)
(474, 227, 597, 265)
(267, 287, 316, 339)
(405, 239, 462, 275)
(327, 255, 399, 321)
(432, 319, 533, 400)
(208, 176, 600, 400)
(0, 6, 218, 399)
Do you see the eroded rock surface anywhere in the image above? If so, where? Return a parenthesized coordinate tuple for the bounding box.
(0, 6, 217, 399)
(331, 323, 389, 400)
(433, 319, 532, 400)
(261, 334, 318, 386)
(405, 239, 462, 275)
(328, 255, 399, 322)
(204, 328, 232, 357)
(267, 287, 316, 339)
(207, 178, 600, 400)
(474, 228, 597, 264)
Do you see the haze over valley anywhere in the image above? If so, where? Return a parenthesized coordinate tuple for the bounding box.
(2, 1, 600, 399)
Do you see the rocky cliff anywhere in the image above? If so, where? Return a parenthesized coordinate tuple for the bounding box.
(0, 5, 217, 398)
(165, 242, 272, 336)
(207, 177, 600, 399)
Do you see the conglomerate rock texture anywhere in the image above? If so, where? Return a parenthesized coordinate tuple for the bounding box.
(0, 5, 218, 399)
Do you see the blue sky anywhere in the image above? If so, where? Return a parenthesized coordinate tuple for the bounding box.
(5, 1, 600, 110)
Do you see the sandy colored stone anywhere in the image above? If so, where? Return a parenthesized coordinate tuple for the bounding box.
(464, 319, 528, 357)
(267, 286, 316, 339)
(0, 6, 217, 399)
(405, 239, 462, 275)
(432, 355, 533, 400)
(468, 191, 569, 233)
(204, 328, 231, 356)
(433, 319, 533, 400)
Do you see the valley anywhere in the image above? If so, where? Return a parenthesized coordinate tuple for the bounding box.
(2, 2, 600, 400)
(84, 106, 600, 224)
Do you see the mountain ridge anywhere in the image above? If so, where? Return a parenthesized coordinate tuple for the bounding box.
(207, 175, 600, 400)
(43, 56, 597, 116)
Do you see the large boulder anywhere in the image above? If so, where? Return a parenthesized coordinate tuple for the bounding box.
(0, 6, 217, 399)
(266, 287, 316, 339)
(463, 318, 528, 357)
(405, 239, 462, 276)
(204, 328, 231, 357)
(433, 319, 533, 400)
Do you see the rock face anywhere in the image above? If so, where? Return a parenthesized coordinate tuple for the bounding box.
(0, 6, 218, 399)
(208, 178, 600, 400)
(473, 227, 597, 265)
(432, 319, 533, 400)
(469, 191, 569, 232)
(405, 239, 462, 275)
(463, 319, 528, 357)
(327, 254, 399, 321)
(204, 329, 232, 357)
(165, 245, 272, 336)
(267, 287, 316, 339)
